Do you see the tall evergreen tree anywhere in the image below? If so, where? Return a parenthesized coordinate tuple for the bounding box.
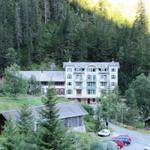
(17, 105, 34, 134)
(37, 88, 68, 150)
(125, 88, 139, 126)
(129, 74, 150, 117)
(16, 105, 39, 150)
(124, 0, 150, 78)
(1, 119, 17, 150)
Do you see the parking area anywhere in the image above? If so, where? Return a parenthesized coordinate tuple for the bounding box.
(110, 123, 150, 150)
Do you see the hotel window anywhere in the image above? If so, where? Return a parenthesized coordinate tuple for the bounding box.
(87, 75, 91, 80)
(75, 68, 85, 72)
(111, 68, 116, 72)
(87, 89, 96, 95)
(93, 75, 96, 81)
(76, 74, 82, 80)
(87, 82, 96, 88)
(67, 89, 72, 94)
(67, 74, 72, 79)
(76, 82, 82, 86)
(76, 89, 82, 95)
(87, 75, 96, 81)
(111, 82, 115, 86)
(111, 75, 116, 79)
(100, 82, 107, 86)
(101, 74, 107, 79)
(54, 82, 64, 86)
(87, 66, 96, 72)
(67, 82, 72, 86)
(67, 68, 72, 72)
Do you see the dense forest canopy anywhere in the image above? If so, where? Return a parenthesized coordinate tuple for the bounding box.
(0, 0, 150, 92)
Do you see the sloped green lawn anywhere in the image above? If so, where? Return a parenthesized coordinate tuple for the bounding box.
(0, 95, 43, 112)
(0, 95, 68, 112)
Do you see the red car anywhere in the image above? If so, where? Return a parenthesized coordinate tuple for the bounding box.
(112, 139, 125, 148)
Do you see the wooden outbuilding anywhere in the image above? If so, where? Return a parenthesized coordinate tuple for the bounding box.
(0, 101, 88, 133)
(144, 116, 150, 130)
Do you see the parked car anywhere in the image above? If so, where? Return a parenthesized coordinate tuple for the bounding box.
(117, 135, 131, 142)
(144, 146, 150, 150)
(112, 136, 131, 145)
(112, 139, 125, 148)
(98, 129, 110, 137)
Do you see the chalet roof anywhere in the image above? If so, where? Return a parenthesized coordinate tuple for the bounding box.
(57, 101, 88, 119)
(145, 116, 150, 122)
(1, 101, 88, 122)
(19, 71, 65, 82)
(63, 61, 120, 68)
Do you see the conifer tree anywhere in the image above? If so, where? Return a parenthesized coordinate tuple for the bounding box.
(16, 104, 39, 150)
(1, 119, 17, 150)
(37, 88, 68, 150)
(126, 88, 139, 126)
(17, 105, 34, 134)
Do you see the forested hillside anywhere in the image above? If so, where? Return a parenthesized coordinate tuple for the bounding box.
(0, 0, 150, 92)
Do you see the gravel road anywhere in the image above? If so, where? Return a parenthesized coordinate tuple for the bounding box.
(110, 123, 150, 150)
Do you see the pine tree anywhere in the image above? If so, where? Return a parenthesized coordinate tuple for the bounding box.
(37, 88, 68, 150)
(1, 119, 17, 150)
(17, 105, 34, 134)
(125, 0, 150, 78)
(16, 104, 39, 150)
(126, 88, 139, 126)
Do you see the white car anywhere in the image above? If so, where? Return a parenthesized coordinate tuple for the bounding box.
(98, 129, 110, 137)
(144, 146, 150, 150)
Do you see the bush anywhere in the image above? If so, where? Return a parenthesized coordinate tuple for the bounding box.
(84, 117, 96, 132)
(90, 141, 102, 150)
(82, 104, 94, 116)
(134, 121, 145, 128)
(0, 80, 5, 96)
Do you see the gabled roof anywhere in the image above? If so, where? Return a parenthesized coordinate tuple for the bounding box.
(1, 101, 88, 122)
(19, 71, 65, 82)
(63, 61, 120, 68)
(57, 101, 88, 119)
(145, 116, 150, 122)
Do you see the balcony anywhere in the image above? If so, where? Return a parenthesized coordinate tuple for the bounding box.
(87, 78, 96, 82)
(75, 85, 82, 89)
(99, 78, 107, 82)
(75, 78, 83, 82)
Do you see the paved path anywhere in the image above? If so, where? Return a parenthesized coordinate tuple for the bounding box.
(110, 123, 150, 150)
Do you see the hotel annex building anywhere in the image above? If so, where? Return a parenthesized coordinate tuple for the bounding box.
(20, 61, 120, 104)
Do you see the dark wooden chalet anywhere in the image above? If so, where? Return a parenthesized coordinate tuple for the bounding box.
(145, 116, 150, 130)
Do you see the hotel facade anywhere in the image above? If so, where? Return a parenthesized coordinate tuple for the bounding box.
(20, 61, 119, 104)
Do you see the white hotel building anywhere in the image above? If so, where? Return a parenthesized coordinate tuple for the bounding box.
(20, 61, 119, 104)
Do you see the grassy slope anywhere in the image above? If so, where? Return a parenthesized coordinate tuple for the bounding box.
(0, 95, 68, 112)
(0, 96, 43, 112)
